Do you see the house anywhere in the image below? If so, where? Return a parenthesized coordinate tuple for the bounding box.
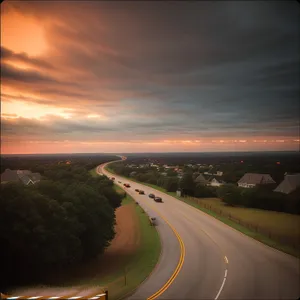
(214, 171, 223, 176)
(1, 169, 42, 185)
(274, 174, 300, 194)
(194, 174, 208, 185)
(208, 177, 226, 187)
(237, 173, 275, 188)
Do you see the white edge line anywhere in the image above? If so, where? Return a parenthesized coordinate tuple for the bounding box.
(7, 297, 21, 300)
(214, 269, 228, 300)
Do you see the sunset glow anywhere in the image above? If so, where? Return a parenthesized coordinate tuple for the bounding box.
(1, 9, 47, 56)
(1, 1, 299, 154)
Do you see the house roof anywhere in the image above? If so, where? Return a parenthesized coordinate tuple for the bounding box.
(19, 175, 34, 185)
(210, 177, 226, 184)
(31, 173, 42, 182)
(274, 174, 300, 194)
(237, 173, 275, 185)
(1, 169, 20, 183)
(195, 174, 208, 183)
(1, 169, 41, 185)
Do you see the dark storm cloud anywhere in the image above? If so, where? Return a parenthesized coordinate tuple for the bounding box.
(1, 46, 54, 69)
(2, 0, 300, 150)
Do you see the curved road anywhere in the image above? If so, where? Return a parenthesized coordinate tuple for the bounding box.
(98, 160, 300, 300)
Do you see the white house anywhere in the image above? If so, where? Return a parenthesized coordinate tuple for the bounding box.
(209, 178, 226, 187)
(237, 173, 275, 188)
(214, 171, 223, 176)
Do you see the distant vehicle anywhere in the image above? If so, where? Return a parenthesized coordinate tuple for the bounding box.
(149, 193, 155, 198)
(139, 190, 145, 195)
(111, 177, 115, 181)
(118, 181, 122, 183)
(154, 197, 162, 203)
(135, 189, 140, 192)
(124, 183, 131, 188)
(149, 217, 156, 226)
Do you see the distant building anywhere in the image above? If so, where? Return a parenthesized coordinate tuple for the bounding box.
(274, 174, 300, 194)
(1, 169, 42, 185)
(208, 177, 226, 187)
(237, 173, 275, 188)
(194, 174, 208, 185)
(215, 171, 223, 176)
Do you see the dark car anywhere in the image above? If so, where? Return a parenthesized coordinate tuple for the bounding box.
(118, 181, 122, 183)
(135, 189, 140, 192)
(139, 190, 145, 195)
(154, 197, 162, 203)
(149, 194, 155, 198)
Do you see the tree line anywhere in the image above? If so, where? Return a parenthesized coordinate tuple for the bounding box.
(0, 157, 123, 291)
(110, 162, 300, 215)
(216, 184, 300, 214)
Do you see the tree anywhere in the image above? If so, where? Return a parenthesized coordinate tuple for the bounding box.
(179, 173, 195, 196)
(194, 184, 215, 198)
(163, 177, 179, 192)
(217, 184, 241, 206)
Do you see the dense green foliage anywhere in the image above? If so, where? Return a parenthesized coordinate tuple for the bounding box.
(217, 184, 300, 214)
(0, 156, 123, 290)
(110, 160, 300, 215)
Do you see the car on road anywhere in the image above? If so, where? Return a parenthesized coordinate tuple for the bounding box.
(124, 183, 131, 188)
(139, 190, 145, 195)
(149, 217, 156, 226)
(135, 189, 140, 192)
(111, 177, 115, 181)
(118, 181, 122, 183)
(154, 197, 162, 203)
(149, 193, 155, 198)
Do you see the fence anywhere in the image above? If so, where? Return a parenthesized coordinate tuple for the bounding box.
(182, 196, 299, 251)
(0, 290, 108, 300)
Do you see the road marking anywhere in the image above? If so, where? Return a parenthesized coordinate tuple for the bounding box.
(215, 270, 228, 300)
(176, 210, 228, 300)
(101, 163, 186, 300)
(147, 213, 185, 300)
(224, 256, 229, 264)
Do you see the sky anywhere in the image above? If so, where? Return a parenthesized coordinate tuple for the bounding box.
(1, 0, 299, 154)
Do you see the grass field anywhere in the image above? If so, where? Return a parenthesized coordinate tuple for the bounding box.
(104, 164, 300, 258)
(104, 189, 161, 300)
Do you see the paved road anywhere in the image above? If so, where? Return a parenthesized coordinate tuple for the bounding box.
(99, 161, 300, 300)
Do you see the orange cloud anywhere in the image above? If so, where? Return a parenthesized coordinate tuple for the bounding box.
(1, 6, 47, 57)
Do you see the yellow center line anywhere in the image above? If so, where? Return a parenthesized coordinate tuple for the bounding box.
(146, 210, 185, 300)
(176, 210, 229, 299)
(102, 163, 186, 300)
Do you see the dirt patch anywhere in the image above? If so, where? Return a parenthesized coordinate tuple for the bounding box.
(61, 202, 141, 281)
(107, 203, 141, 255)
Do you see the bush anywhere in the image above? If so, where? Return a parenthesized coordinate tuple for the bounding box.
(0, 164, 118, 289)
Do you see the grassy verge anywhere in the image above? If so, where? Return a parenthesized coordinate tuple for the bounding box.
(104, 164, 300, 258)
(107, 192, 161, 300)
(82, 176, 160, 300)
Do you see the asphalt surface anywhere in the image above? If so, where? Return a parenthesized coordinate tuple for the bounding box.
(99, 161, 300, 300)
